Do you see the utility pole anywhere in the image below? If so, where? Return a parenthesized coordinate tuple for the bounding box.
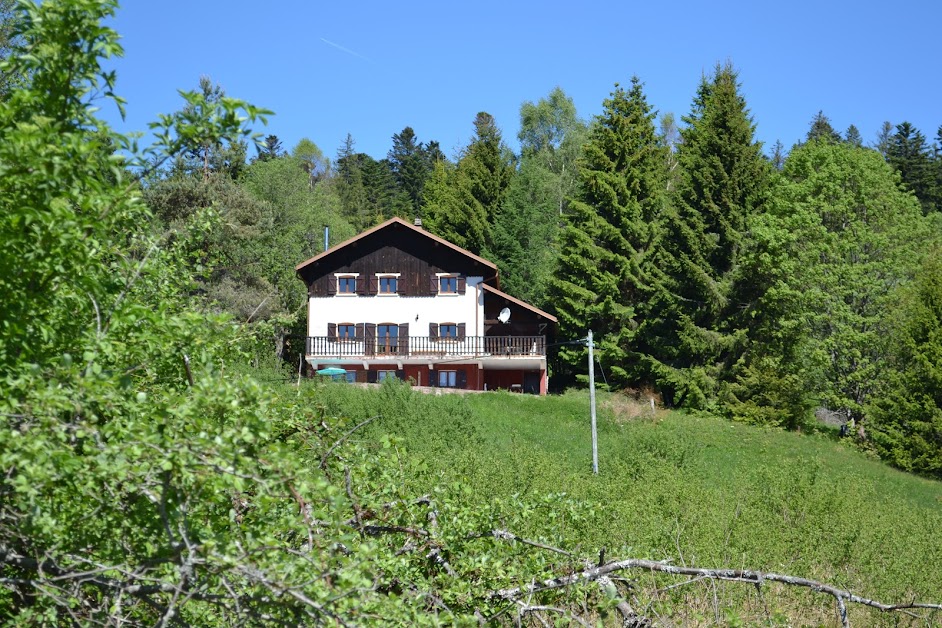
(588, 329, 598, 474)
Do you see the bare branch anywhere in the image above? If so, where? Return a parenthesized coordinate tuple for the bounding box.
(319, 415, 380, 469)
(493, 557, 942, 620)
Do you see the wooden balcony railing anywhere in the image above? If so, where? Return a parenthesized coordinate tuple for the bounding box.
(306, 336, 546, 359)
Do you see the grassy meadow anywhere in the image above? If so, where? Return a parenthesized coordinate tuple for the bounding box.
(299, 380, 942, 626)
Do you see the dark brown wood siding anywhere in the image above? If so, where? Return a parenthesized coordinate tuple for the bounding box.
(301, 226, 494, 296)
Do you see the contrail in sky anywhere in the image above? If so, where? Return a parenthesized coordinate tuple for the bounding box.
(320, 38, 370, 62)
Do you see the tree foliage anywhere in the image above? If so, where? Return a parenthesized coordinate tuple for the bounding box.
(868, 249, 942, 477)
(490, 87, 587, 307)
(425, 112, 514, 255)
(548, 78, 666, 387)
(640, 63, 771, 407)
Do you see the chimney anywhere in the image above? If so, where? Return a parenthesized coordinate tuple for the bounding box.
(324, 225, 329, 251)
(413, 216, 423, 228)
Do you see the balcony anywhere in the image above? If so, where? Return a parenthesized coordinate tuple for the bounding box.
(306, 336, 546, 360)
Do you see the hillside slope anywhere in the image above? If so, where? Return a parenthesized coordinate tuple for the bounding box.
(311, 381, 942, 625)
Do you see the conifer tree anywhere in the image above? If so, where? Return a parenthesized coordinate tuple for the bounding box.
(335, 134, 371, 229)
(887, 122, 937, 214)
(640, 63, 771, 407)
(388, 126, 432, 216)
(548, 77, 667, 386)
(423, 113, 513, 254)
(844, 124, 863, 147)
(868, 248, 942, 478)
(805, 110, 842, 143)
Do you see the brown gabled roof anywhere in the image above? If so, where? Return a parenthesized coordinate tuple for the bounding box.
(480, 283, 558, 324)
(295, 216, 498, 274)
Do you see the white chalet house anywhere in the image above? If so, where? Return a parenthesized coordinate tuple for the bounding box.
(295, 217, 556, 394)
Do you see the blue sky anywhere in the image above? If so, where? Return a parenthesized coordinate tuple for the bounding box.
(104, 0, 940, 163)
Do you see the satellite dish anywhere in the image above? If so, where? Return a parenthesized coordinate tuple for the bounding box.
(497, 307, 511, 324)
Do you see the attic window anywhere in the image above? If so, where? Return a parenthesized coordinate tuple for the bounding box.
(334, 273, 359, 296)
(376, 273, 400, 295)
(439, 276, 457, 294)
(435, 273, 465, 295)
(338, 277, 356, 294)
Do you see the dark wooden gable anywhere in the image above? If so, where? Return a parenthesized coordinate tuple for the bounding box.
(482, 285, 557, 339)
(298, 221, 496, 297)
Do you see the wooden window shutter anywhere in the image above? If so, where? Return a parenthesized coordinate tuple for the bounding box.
(355, 323, 364, 341)
(326, 276, 337, 295)
(457, 323, 466, 340)
(368, 275, 378, 295)
(327, 322, 337, 339)
(430, 274, 439, 295)
(457, 370, 467, 389)
(356, 370, 368, 383)
(429, 323, 439, 340)
(398, 323, 409, 354)
(395, 370, 405, 381)
(356, 276, 367, 295)
(457, 276, 466, 294)
(366, 370, 377, 383)
(365, 323, 376, 356)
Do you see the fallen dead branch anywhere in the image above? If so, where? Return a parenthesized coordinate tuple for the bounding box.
(493, 557, 942, 627)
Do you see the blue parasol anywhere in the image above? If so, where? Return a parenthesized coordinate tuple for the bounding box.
(316, 367, 348, 377)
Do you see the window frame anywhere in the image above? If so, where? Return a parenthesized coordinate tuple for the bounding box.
(439, 275, 458, 294)
(336, 323, 357, 342)
(334, 273, 359, 296)
(376, 273, 400, 296)
(376, 323, 400, 354)
(378, 370, 399, 382)
(435, 273, 464, 296)
(437, 370, 457, 388)
(439, 323, 458, 341)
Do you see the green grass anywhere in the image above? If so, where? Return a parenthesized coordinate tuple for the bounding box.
(305, 380, 942, 625)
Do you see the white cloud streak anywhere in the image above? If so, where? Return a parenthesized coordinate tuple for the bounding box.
(319, 38, 371, 62)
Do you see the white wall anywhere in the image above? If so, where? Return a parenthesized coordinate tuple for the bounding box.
(307, 277, 485, 337)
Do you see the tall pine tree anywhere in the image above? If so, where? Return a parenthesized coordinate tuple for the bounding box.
(423, 112, 513, 254)
(639, 63, 771, 408)
(548, 77, 667, 387)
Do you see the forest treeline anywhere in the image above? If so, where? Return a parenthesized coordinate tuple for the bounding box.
(139, 62, 942, 478)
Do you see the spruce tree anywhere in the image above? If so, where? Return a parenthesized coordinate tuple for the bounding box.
(424, 113, 513, 255)
(388, 126, 432, 216)
(868, 248, 942, 478)
(806, 110, 842, 143)
(335, 134, 371, 229)
(844, 124, 863, 147)
(548, 77, 667, 386)
(640, 63, 771, 408)
(887, 122, 937, 214)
